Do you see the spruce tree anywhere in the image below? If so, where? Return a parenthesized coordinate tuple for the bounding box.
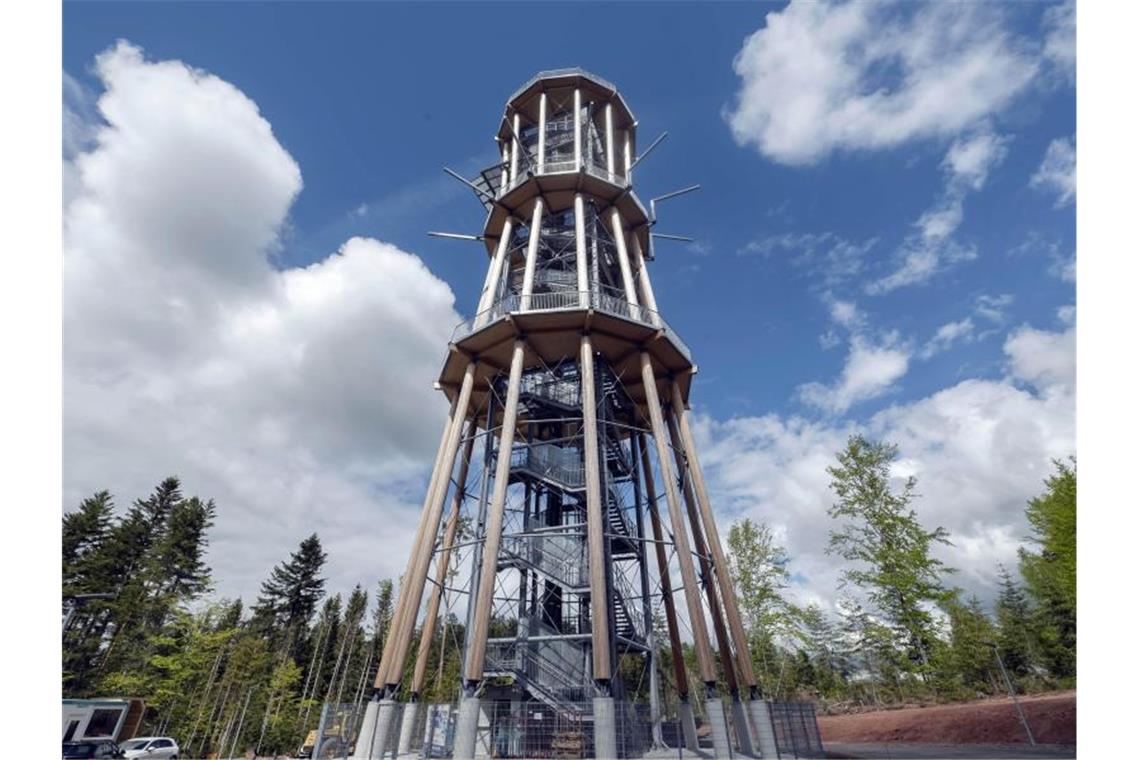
(1018, 458, 1076, 681)
(994, 565, 1038, 681)
(251, 533, 328, 660)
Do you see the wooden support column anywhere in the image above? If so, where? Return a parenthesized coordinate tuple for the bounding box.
(537, 92, 547, 173)
(464, 339, 527, 683)
(476, 218, 513, 318)
(605, 103, 615, 178)
(638, 352, 716, 684)
(610, 209, 639, 308)
(374, 392, 460, 690)
(510, 112, 521, 185)
(381, 361, 477, 689)
(630, 232, 660, 325)
(580, 333, 611, 682)
(521, 199, 545, 311)
(636, 433, 690, 698)
(573, 89, 582, 170)
(575, 194, 588, 308)
(670, 381, 759, 692)
(410, 421, 477, 697)
(667, 412, 740, 697)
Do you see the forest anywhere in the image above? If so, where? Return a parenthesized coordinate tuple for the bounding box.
(61, 434, 1076, 756)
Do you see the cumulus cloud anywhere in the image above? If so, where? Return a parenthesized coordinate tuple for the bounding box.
(740, 231, 877, 288)
(798, 335, 911, 414)
(867, 128, 1009, 294)
(1043, 0, 1076, 81)
(1004, 323, 1076, 394)
(726, 1, 1038, 165)
(1030, 136, 1076, 207)
(697, 321, 1075, 611)
(919, 318, 976, 360)
(64, 42, 461, 601)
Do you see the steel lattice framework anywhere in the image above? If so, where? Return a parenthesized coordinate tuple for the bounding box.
(354, 69, 782, 760)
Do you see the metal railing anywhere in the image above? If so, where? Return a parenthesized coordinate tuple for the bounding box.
(508, 442, 586, 489)
(451, 290, 690, 361)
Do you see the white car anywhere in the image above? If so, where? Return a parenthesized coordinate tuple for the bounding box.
(116, 737, 179, 759)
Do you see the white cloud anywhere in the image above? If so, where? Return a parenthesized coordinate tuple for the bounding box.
(1004, 323, 1076, 395)
(697, 322, 1075, 611)
(64, 42, 460, 602)
(975, 293, 1015, 323)
(1043, 1, 1076, 81)
(1030, 136, 1076, 207)
(740, 231, 876, 288)
(726, 1, 1038, 165)
(868, 128, 1008, 294)
(798, 335, 911, 414)
(919, 318, 975, 359)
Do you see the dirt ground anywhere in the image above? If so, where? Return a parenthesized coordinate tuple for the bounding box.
(817, 691, 1075, 746)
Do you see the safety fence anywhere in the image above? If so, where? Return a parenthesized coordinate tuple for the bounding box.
(312, 697, 824, 758)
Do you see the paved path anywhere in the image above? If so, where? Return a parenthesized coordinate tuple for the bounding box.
(826, 742, 1076, 759)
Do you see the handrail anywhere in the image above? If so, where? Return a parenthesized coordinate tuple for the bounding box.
(451, 289, 691, 360)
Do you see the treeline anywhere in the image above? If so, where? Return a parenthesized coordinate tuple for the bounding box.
(699, 435, 1077, 710)
(63, 434, 1076, 751)
(62, 477, 463, 756)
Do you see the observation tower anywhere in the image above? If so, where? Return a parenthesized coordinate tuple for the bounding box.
(355, 69, 781, 759)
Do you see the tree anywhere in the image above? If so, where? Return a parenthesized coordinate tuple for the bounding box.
(63, 490, 115, 596)
(827, 435, 954, 676)
(936, 592, 997, 699)
(1018, 458, 1076, 681)
(251, 533, 328, 660)
(993, 565, 1039, 682)
(725, 517, 800, 690)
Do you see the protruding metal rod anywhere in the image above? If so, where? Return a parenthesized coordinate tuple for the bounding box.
(427, 231, 483, 242)
(629, 131, 668, 171)
(650, 184, 701, 222)
(443, 167, 495, 203)
(650, 233, 694, 243)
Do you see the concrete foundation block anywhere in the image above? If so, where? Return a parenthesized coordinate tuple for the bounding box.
(351, 699, 379, 759)
(732, 698, 756, 757)
(748, 699, 779, 759)
(593, 696, 617, 759)
(679, 700, 699, 753)
(452, 696, 482, 759)
(706, 698, 731, 759)
(397, 701, 420, 755)
(367, 700, 398, 759)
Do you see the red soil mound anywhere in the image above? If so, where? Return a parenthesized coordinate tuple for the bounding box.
(817, 691, 1075, 746)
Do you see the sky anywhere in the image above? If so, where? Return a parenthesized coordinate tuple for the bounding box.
(62, 1, 1076, 621)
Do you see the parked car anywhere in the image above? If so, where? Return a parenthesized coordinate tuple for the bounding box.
(117, 737, 179, 759)
(62, 739, 124, 758)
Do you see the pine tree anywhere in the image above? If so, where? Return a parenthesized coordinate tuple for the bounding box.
(63, 490, 115, 596)
(1018, 458, 1076, 681)
(938, 592, 998, 699)
(827, 435, 954, 677)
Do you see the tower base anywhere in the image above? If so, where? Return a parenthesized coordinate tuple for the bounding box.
(732, 698, 756, 756)
(351, 699, 379, 760)
(593, 696, 617, 759)
(453, 696, 482, 759)
(748, 699, 780, 759)
(706, 698, 732, 759)
(397, 700, 420, 755)
(679, 700, 699, 753)
(367, 699, 398, 759)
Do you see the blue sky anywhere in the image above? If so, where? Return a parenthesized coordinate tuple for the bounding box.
(63, 1, 1075, 614)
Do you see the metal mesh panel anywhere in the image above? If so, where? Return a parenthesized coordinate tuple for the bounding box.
(770, 701, 826, 759)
